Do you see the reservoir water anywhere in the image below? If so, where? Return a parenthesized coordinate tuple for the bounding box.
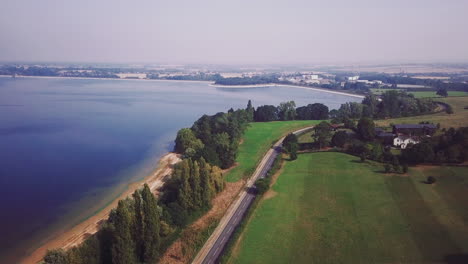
(0, 77, 361, 262)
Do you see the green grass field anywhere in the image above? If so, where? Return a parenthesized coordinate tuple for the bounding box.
(228, 152, 468, 264)
(225, 120, 321, 182)
(370, 88, 468, 98)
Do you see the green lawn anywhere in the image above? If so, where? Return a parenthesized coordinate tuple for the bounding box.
(228, 152, 468, 264)
(225, 120, 321, 182)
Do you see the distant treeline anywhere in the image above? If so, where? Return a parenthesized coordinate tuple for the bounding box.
(214, 75, 279, 85)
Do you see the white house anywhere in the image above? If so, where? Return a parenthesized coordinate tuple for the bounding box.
(347, 75, 360, 81)
(393, 136, 419, 149)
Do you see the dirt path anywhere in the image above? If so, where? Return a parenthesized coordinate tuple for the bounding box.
(20, 153, 181, 264)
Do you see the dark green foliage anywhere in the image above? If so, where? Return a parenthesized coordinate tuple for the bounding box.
(401, 142, 435, 164)
(160, 158, 224, 226)
(402, 127, 468, 165)
(214, 75, 278, 85)
(402, 164, 409, 173)
(255, 178, 270, 194)
(384, 163, 392, 173)
(246, 100, 254, 122)
(331, 131, 348, 148)
(446, 104, 454, 114)
(283, 133, 299, 160)
(174, 128, 204, 158)
(44, 249, 67, 264)
(277, 101, 297, 121)
(313, 121, 332, 149)
(436, 87, 448, 97)
(296, 103, 329, 120)
(360, 153, 366, 162)
(111, 200, 137, 264)
(141, 185, 161, 263)
(427, 176, 436, 184)
(254, 105, 278, 122)
(187, 108, 249, 169)
(357, 118, 375, 141)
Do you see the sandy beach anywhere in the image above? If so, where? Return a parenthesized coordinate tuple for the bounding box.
(20, 153, 181, 264)
(211, 83, 365, 98)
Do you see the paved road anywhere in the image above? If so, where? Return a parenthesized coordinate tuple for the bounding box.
(192, 126, 313, 264)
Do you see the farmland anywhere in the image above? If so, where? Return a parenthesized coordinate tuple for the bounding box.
(228, 152, 468, 264)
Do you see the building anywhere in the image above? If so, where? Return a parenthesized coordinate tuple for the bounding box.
(391, 124, 437, 149)
(347, 75, 359, 81)
(393, 136, 419, 149)
(392, 124, 437, 137)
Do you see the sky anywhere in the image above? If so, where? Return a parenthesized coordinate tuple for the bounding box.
(1, 0, 468, 65)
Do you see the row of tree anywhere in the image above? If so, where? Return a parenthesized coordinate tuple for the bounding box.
(45, 157, 226, 264)
(331, 91, 436, 123)
(254, 102, 329, 122)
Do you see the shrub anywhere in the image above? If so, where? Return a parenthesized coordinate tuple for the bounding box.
(427, 176, 436, 184)
(255, 178, 270, 194)
(384, 163, 392, 173)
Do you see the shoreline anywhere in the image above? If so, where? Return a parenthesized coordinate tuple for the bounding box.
(0, 74, 212, 84)
(211, 83, 365, 98)
(19, 152, 181, 264)
(1, 75, 363, 99)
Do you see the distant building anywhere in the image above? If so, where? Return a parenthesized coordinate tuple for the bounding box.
(391, 124, 437, 149)
(393, 136, 419, 149)
(347, 76, 359, 81)
(392, 124, 437, 137)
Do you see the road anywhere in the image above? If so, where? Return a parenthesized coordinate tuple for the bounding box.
(192, 126, 314, 264)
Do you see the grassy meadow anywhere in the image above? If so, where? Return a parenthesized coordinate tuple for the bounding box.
(228, 152, 468, 264)
(225, 120, 321, 182)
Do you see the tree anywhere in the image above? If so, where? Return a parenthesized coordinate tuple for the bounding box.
(296, 103, 329, 120)
(246, 100, 254, 122)
(384, 163, 392, 173)
(277, 101, 297, 121)
(44, 249, 67, 264)
(132, 190, 144, 261)
(283, 133, 298, 153)
(360, 153, 366, 162)
(436, 87, 448, 97)
(111, 200, 137, 264)
(174, 128, 204, 157)
(255, 178, 270, 194)
(254, 105, 278, 122)
(357, 118, 375, 141)
(313, 121, 332, 149)
(427, 176, 436, 184)
(141, 184, 160, 263)
(331, 131, 348, 148)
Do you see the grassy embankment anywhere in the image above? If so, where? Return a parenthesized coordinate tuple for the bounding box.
(228, 152, 468, 264)
(225, 120, 321, 182)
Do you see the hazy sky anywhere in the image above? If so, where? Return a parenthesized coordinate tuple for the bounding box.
(1, 0, 467, 64)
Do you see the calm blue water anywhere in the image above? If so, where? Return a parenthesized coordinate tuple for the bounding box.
(0, 77, 361, 261)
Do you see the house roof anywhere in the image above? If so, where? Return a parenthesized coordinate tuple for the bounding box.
(393, 124, 436, 129)
(377, 132, 394, 137)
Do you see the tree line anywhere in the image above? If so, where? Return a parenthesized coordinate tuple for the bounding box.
(330, 91, 436, 124)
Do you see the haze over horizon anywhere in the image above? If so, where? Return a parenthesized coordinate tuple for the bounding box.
(1, 0, 468, 65)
